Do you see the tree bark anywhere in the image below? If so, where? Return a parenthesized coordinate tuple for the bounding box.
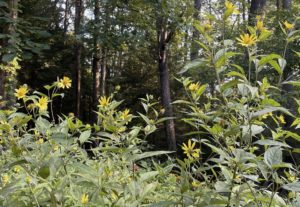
(63, 0, 70, 36)
(276, 0, 281, 10)
(283, 0, 292, 9)
(249, 0, 266, 25)
(190, 0, 201, 60)
(100, 50, 107, 97)
(242, 0, 246, 21)
(157, 14, 176, 151)
(0, 0, 18, 109)
(74, 0, 83, 117)
(92, 0, 101, 123)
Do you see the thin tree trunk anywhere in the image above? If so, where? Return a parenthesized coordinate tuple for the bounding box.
(190, 0, 201, 60)
(63, 0, 70, 36)
(92, 0, 100, 122)
(276, 0, 281, 10)
(100, 50, 107, 97)
(74, 0, 83, 117)
(0, 0, 18, 109)
(283, 0, 292, 9)
(242, 0, 246, 21)
(249, 0, 266, 25)
(157, 15, 176, 151)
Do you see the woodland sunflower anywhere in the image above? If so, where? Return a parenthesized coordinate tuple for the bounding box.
(36, 97, 48, 111)
(182, 139, 200, 159)
(283, 21, 294, 30)
(99, 96, 110, 107)
(236, 34, 257, 47)
(80, 194, 89, 205)
(14, 85, 28, 100)
(58, 76, 72, 89)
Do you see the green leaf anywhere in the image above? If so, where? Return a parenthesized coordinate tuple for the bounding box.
(194, 40, 209, 52)
(215, 51, 239, 69)
(130, 151, 173, 162)
(268, 60, 282, 75)
(226, 71, 247, 81)
(179, 58, 208, 74)
(149, 201, 178, 207)
(286, 132, 300, 142)
(282, 182, 300, 192)
(2, 54, 16, 62)
(258, 54, 282, 66)
(264, 147, 282, 168)
(251, 107, 293, 119)
(38, 165, 50, 179)
(254, 140, 291, 148)
(79, 130, 91, 144)
(292, 148, 300, 153)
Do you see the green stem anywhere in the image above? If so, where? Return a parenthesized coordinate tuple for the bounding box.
(278, 40, 289, 86)
(268, 182, 277, 207)
(227, 163, 238, 207)
(247, 48, 251, 84)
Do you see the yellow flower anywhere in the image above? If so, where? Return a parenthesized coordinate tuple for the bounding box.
(111, 191, 118, 201)
(285, 171, 297, 182)
(1, 174, 9, 185)
(120, 109, 130, 120)
(14, 85, 28, 100)
(36, 97, 48, 111)
(225, 1, 239, 14)
(283, 21, 294, 30)
(277, 115, 286, 124)
(225, 1, 234, 10)
(182, 140, 200, 159)
(57, 76, 72, 89)
(188, 83, 200, 92)
(191, 180, 201, 188)
(236, 34, 257, 47)
(261, 112, 272, 119)
(80, 193, 89, 205)
(53, 145, 59, 151)
(36, 138, 44, 144)
(256, 20, 264, 31)
(99, 96, 110, 107)
(25, 176, 31, 184)
(13, 166, 21, 173)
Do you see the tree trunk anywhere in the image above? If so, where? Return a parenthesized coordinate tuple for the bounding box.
(249, 0, 266, 25)
(100, 50, 107, 97)
(63, 0, 70, 36)
(242, 0, 246, 21)
(283, 0, 292, 9)
(92, 0, 101, 122)
(0, 0, 18, 109)
(74, 0, 83, 117)
(276, 0, 281, 10)
(157, 15, 176, 151)
(190, 0, 201, 60)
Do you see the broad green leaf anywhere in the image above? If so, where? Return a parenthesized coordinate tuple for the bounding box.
(179, 58, 208, 74)
(130, 151, 173, 162)
(79, 130, 91, 144)
(268, 60, 282, 75)
(258, 54, 282, 66)
(254, 140, 291, 148)
(282, 182, 300, 192)
(264, 147, 282, 168)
